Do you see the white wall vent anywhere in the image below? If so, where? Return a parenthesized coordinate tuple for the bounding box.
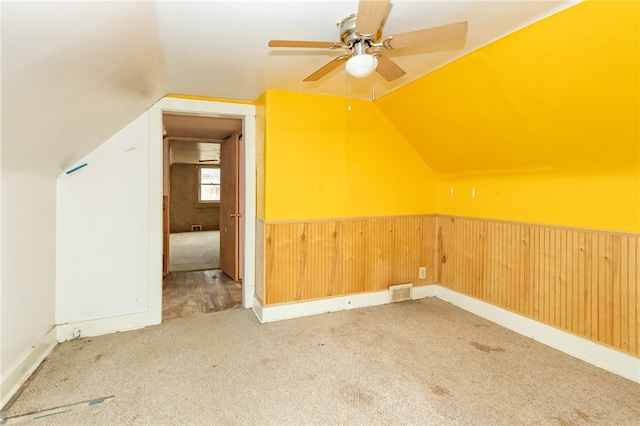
(389, 283, 413, 303)
(191, 225, 203, 231)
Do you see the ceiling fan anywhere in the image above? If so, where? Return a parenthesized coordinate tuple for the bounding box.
(268, 0, 468, 82)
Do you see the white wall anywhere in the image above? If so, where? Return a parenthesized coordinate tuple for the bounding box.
(1, 168, 57, 403)
(55, 98, 257, 338)
(56, 112, 155, 327)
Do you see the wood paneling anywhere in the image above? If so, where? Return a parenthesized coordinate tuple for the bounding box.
(437, 216, 640, 357)
(260, 213, 638, 357)
(263, 216, 437, 305)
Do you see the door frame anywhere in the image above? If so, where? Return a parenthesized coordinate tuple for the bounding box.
(148, 97, 256, 321)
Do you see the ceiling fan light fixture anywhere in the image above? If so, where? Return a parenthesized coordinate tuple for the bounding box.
(268, 0, 469, 83)
(345, 53, 378, 78)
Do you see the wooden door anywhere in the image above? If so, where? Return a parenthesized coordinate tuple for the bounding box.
(220, 133, 240, 280)
(162, 137, 171, 276)
(163, 195, 170, 275)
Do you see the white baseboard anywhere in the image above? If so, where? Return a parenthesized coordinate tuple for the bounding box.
(56, 311, 159, 342)
(412, 284, 437, 299)
(253, 290, 389, 323)
(435, 285, 640, 384)
(1, 327, 58, 410)
(252, 284, 435, 323)
(251, 295, 264, 323)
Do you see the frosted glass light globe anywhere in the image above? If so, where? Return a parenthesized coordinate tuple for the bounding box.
(345, 54, 378, 78)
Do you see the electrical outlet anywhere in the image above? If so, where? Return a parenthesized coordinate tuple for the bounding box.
(418, 267, 426, 279)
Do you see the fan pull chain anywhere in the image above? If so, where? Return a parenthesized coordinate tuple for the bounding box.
(348, 85, 352, 111)
(371, 79, 376, 102)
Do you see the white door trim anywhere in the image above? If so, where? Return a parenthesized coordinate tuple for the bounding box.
(149, 97, 257, 322)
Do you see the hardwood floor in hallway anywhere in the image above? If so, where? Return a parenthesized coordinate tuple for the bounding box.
(162, 269, 242, 321)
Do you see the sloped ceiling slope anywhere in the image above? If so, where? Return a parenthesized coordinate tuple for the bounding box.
(1, 1, 165, 175)
(375, 1, 639, 176)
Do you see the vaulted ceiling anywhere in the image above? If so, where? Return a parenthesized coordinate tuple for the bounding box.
(376, 1, 639, 176)
(154, 0, 579, 101)
(2, 1, 580, 176)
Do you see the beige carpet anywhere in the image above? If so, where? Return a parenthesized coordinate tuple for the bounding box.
(3, 298, 640, 425)
(169, 231, 219, 272)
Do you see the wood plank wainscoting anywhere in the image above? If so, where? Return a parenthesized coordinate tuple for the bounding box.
(258, 215, 438, 306)
(437, 215, 639, 357)
(255, 214, 639, 358)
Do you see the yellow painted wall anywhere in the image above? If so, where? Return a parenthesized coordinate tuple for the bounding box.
(256, 93, 266, 220)
(376, 1, 639, 232)
(438, 171, 639, 232)
(262, 90, 438, 221)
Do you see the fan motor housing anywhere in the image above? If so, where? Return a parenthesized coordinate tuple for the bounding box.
(338, 13, 381, 46)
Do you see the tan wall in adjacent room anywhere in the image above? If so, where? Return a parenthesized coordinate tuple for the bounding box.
(169, 163, 219, 233)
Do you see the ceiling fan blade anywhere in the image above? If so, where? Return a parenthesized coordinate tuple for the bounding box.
(356, 0, 391, 36)
(385, 21, 468, 50)
(303, 56, 349, 82)
(375, 54, 406, 81)
(269, 40, 342, 49)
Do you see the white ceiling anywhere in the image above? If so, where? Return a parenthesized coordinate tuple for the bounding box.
(1, 0, 580, 175)
(155, 0, 580, 101)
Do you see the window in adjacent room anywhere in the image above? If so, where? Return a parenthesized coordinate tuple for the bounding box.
(198, 166, 220, 203)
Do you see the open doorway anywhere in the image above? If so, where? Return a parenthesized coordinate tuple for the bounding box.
(162, 113, 244, 320)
